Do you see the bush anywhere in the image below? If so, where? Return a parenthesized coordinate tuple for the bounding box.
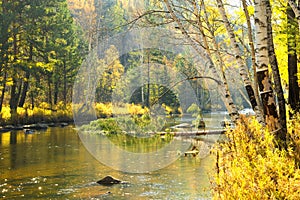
(128, 103, 148, 116)
(211, 117, 300, 199)
(80, 118, 122, 134)
(95, 103, 112, 118)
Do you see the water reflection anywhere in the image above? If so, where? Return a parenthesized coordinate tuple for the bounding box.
(0, 126, 215, 199)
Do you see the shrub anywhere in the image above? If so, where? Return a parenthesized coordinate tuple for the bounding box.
(288, 114, 300, 166)
(211, 117, 300, 200)
(128, 103, 148, 116)
(80, 118, 122, 134)
(95, 103, 112, 118)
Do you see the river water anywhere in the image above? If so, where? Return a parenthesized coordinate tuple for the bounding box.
(0, 113, 227, 199)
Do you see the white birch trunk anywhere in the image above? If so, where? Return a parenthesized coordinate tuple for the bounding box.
(254, 0, 281, 132)
(216, 0, 265, 124)
(241, 0, 263, 112)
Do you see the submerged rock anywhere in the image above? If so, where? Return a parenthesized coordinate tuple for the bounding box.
(60, 122, 68, 127)
(24, 129, 35, 134)
(97, 176, 121, 186)
(24, 123, 48, 130)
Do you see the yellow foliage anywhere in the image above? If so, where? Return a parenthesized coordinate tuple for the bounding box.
(0, 107, 11, 122)
(162, 104, 172, 114)
(212, 117, 300, 199)
(17, 107, 27, 118)
(127, 103, 148, 116)
(95, 103, 112, 118)
(0, 102, 74, 125)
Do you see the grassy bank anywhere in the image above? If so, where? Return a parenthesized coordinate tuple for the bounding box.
(0, 102, 73, 126)
(0, 102, 161, 126)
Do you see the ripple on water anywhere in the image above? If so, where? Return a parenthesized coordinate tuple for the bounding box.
(57, 188, 77, 195)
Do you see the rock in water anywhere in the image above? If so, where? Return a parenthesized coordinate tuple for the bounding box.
(97, 176, 121, 186)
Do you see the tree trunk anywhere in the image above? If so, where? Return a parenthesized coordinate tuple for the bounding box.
(254, 0, 281, 133)
(63, 60, 67, 104)
(288, 0, 300, 30)
(241, 0, 263, 112)
(30, 91, 35, 109)
(18, 71, 30, 107)
(47, 74, 53, 109)
(216, 0, 264, 124)
(19, 44, 34, 107)
(9, 78, 20, 124)
(0, 1, 10, 112)
(0, 72, 7, 112)
(287, 2, 300, 113)
(10, 24, 21, 124)
(265, 0, 287, 138)
(54, 81, 59, 105)
(198, 1, 239, 123)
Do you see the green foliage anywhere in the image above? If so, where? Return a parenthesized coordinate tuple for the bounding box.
(187, 103, 201, 117)
(0, 0, 86, 116)
(106, 133, 174, 153)
(211, 117, 300, 199)
(83, 118, 122, 134)
(80, 102, 167, 136)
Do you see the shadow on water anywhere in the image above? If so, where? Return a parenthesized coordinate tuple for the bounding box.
(0, 119, 222, 199)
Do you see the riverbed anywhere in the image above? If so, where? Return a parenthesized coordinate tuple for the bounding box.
(0, 114, 226, 199)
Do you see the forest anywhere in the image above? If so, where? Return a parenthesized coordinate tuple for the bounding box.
(1, 0, 300, 198)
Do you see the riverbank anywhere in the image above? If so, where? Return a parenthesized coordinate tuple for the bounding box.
(0, 103, 74, 133)
(0, 122, 72, 133)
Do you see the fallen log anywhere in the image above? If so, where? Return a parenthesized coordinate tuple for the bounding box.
(157, 129, 226, 137)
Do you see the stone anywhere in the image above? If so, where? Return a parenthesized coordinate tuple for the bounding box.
(24, 129, 35, 134)
(96, 176, 121, 186)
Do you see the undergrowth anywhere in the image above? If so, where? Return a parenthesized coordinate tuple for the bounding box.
(211, 116, 300, 199)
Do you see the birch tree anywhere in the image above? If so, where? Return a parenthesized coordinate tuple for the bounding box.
(163, 0, 240, 123)
(216, 0, 264, 124)
(254, 0, 283, 137)
(241, 0, 262, 112)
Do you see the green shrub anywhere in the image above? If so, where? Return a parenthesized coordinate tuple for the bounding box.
(80, 118, 122, 134)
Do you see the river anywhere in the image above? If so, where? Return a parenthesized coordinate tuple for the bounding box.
(0, 113, 227, 199)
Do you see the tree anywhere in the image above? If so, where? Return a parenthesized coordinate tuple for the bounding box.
(287, 0, 300, 113)
(0, 0, 86, 122)
(216, 0, 264, 124)
(68, 0, 97, 50)
(96, 45, 125, 103)
(254, 0, 285, 140)
(163, 0, 240, 123)
(125, 0, 293, 144)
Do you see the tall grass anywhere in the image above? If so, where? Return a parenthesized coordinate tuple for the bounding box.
(211, 116, 300, 199)
(0, 102, 73, 125)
